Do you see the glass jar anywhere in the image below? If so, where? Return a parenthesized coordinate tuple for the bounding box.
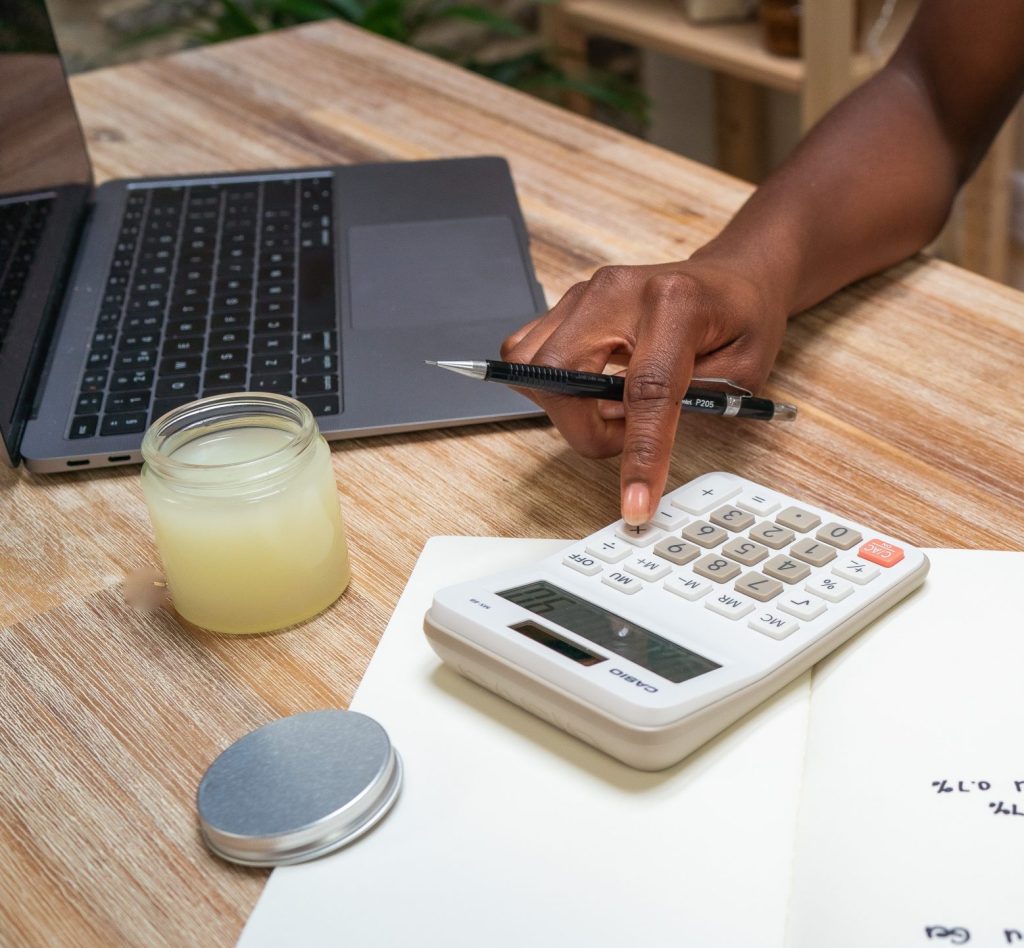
(140, 393, 350, 634)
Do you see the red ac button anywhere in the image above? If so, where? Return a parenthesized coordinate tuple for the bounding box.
(858, 539, 905, 567)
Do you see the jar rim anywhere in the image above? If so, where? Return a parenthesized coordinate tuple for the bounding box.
(141, 392, 317, 490)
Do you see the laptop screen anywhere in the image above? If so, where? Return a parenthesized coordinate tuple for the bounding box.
(0, 0, 93, 463)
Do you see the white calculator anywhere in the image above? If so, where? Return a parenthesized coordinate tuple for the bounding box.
(424, 472, 929, 770)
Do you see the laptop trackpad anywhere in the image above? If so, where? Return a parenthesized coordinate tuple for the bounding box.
(348, 216, 537, 328)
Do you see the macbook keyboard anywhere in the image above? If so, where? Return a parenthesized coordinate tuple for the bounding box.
(70, 175, 340, 440)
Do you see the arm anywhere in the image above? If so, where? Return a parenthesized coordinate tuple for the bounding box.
(502, 0, 1024, 523)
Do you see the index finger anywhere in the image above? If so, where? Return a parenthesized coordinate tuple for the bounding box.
(619, 297, 698, 525)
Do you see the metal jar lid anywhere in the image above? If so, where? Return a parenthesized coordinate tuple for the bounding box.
(197, 709, 402, 867)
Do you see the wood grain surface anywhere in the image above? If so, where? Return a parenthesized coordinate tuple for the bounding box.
(1, 20, 1022, 946)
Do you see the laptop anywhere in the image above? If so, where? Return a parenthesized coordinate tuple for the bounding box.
(0, 0, 545, 473)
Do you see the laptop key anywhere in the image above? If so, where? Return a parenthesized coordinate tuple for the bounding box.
(80, 370, 108, 393)
(111, 369, 154, 391)
(100, 412, 149, 437)
(252, 334, 292, 355)
(251, 373, 293, 394)
(251, 354, 290, 373)
(210, 312, 248, 330)
(96, 310, 122, 328)
(105, 391, 150, 414)
(160, 355, 202, 376)
(207, 347, 246, 367)
(298, 331, 336, 353)
(204, 367, 246, 389)
(69, 415, 98, 439)
(210, 329, 249, 349)
(166, 318, 207, 338)
(115, 349, 156, 370)
(156, 376, 199, 399)
(299, 394, 340, 417)
(254, 316, 294, 335)
(86, 350, 112, 369)
(124, 314, 162, 332)
(297, 353, 335, 372)
(119, 331, 161, 350)
(164, 337, 203, 356)
(172, 285, 209, 303)
(255, 298, 293, 318)
(213, 293, 251, 312)
(297, 374, 338, 395)
(75, 393, 102, 415)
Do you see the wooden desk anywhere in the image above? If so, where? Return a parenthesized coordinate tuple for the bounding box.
(2, 20, 1022, 945)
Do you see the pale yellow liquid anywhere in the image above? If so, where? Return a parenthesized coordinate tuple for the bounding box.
(141, 428, 350, 634)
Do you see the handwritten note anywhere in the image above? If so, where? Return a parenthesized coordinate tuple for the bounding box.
(785, 550, 1024, 948)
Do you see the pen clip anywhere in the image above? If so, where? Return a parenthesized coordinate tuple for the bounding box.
(691, 377, 754, 398)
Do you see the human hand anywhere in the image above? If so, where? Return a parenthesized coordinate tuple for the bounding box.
(501, 258, 788, 524)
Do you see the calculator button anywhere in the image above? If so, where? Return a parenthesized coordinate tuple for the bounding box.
(789, 538, 838, 567)
(709, 505, 756, 532)
(562, 550, 603, 576)
(858, 539, 905, 567)
(736, 491, 780, 516)
(669, 475, 742, 514)
(763, 555, 811, 584)
(705, 590, 756, 620)
(734, 571, 783, 602)
(624, 554, 671, 581)
(748, 522, 795, 549)
(832, 557, 880, 584)
(653, 538, 700, 565)
(775, 506, 821, 533)
(815, 522, 862, 550)
(615, 522, 664, 547)
(649, 504, 689, 531)
(664, 573, 712, 601)
(601, 570, 643, 594)
(693, 554, 742, 583)
(805, 574, 854, 602)
(721, 537, 769, 566)
(778, 592, 827, 621)
(749, 611, 799, 640)
(585, 536, 632, 564)
(681, 520, 729, 549)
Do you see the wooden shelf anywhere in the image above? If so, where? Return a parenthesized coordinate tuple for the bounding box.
(562, 0, 803, 91)
(559, 0, 907, 96)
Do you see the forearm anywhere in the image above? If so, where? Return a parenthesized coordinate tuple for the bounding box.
(693, 65, 962, 316)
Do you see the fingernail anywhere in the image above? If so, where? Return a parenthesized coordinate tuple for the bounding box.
(622, 482, 650, 526)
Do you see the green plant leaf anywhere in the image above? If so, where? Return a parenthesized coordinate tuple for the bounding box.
(360, 0, 410, 39)
(210, 0, 264, 37)
(261, 0, 343, 21)
(434, 5, 526, 37)
(321, 0, 367, 19)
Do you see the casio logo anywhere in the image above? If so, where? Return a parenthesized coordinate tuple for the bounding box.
(609, 668, 658, 693)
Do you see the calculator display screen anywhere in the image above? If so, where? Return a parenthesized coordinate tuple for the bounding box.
(498, 581, 720, 684)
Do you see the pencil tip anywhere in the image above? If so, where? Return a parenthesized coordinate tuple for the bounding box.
(424, 360, 438, 366)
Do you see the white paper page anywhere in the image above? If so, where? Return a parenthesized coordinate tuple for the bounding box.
(786, 549, 1024, 948)
(240, 537, 812, 948)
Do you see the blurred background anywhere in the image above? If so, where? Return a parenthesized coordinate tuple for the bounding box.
(47, 0, 1024, 291)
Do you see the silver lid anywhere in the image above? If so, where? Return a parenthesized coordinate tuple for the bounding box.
(197, 709, 402, 867)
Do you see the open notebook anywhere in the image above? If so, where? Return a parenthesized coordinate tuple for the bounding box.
(239, 540, 1024, 947)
